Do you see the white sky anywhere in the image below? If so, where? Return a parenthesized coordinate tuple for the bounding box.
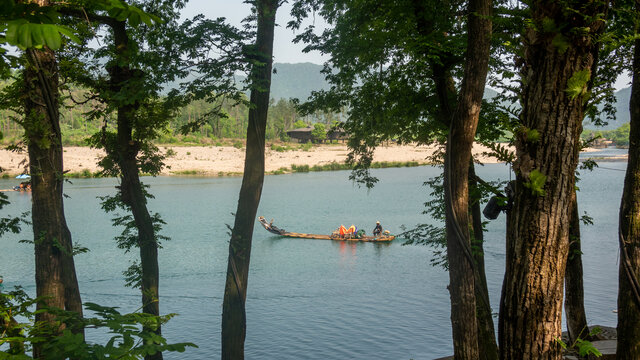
(180, 0, 329, 65)
(180, 1, 631, 90)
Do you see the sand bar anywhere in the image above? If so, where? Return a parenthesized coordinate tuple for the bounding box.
(0, 143, 503, 176)
(0, 143, 621, 177)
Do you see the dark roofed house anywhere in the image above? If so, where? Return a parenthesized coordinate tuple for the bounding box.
(287, 125, 349, 143)
(327, 126, 348, 142)
(286, 126, 314, 143)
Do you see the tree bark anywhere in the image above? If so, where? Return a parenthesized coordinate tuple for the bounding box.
(499, 2, 606, 358)
(564, 189, 590, 345)
(22, 12, 84, 356)
(616, 16, 640, 358)
(220, 1, 277, 359)
(469, 163, 499, 360)
(109, 20, 163, 360)
(443, 0, 492, 358)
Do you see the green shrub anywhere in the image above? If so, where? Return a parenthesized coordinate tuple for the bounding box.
(0, 288, 196, 358)
(291, 164, 310, 172)
(271, 167, 288, 175)
(270, 144, 288, 152)
(233, 141, 243, 149)
(311, 123, 326, 143)
(173, 170, 199, 175)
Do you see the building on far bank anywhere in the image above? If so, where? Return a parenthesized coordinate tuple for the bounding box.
(287, 126, 314, 143)
(287, 125, 348, 143)
(327, 126, 348, 142)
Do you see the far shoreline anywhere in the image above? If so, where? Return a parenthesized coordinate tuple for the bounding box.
(0, 143, 628, 178)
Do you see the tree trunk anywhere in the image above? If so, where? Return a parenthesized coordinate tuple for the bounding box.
(498, 2, 605, 358)
(220, 1, 277, 359)
(616, 19, 640, 358)
(23, 41, 84, 357)
(564, 189, 590, 344)
(443, 0, 492, 358)
(110, 21, 162, 360)
(469, 163, 499, 360)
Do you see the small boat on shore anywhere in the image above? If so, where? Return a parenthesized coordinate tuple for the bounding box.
(258, 216, 395, 242)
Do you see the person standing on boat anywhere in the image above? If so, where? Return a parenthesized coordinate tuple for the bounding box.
(373, 221, 383, 236)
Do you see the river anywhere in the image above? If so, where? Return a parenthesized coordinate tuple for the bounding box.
(0, 153, 626, 359)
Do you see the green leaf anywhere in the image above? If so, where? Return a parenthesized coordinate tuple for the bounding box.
(5, 19, 25, 45)
(575, 339, 602, 357)
(56, 25, 81, 45)
(551, 34, 570, 54)
(565, 69, 591, 100)
(128, 11, 141, 27)
(523, 169, 546, 197)
(30, 24, 45, 49)
(18, 22, 32, 50)
(526, 128, 540, 143)
(41, 24, 62, 50)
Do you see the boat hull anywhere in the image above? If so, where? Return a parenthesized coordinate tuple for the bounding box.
(258, 216, 395, 242)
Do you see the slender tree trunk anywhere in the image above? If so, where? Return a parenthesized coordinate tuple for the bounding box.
(443, 0, 492, 358)
(616, 20, 640, 358)
(419, 1, 497, 355)
(564, 189, 590, 345)
(110, 21, 162, 360)
(220, 1, 277, 359)
(469, 163, 499, 360)
(23, 29, 84, 359)
(498, 2, 605, 358)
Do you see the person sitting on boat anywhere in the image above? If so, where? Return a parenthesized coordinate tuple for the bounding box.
(373, 221, 383, 236)
(347, 225, 357, 238)
(339, 225, 347, 238)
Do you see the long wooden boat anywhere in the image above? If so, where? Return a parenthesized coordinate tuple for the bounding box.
(258, 216, 395, 242)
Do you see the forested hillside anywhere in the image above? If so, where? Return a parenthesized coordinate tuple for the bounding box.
(0, 63, 631, 145)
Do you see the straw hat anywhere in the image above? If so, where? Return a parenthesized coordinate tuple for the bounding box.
(376, 221, 380, 224)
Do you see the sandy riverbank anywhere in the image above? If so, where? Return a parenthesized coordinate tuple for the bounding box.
(0, 143, 620, 177)
(0, 143, 503, 176)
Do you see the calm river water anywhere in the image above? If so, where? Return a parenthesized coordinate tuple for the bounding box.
(0, 153, 626, 359)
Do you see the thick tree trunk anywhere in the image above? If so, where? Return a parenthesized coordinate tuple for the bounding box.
(443, 0, 491, 358)
(469, 163, 499, 360)
(616, 24, 640, 359)
(564, 189, 590, 344)
(23, 43, 84, 357)
(498, 2, 605, 358)
(110, 21, 162, 360)
(220, 1, 277, 359)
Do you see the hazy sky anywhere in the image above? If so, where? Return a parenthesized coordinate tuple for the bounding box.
(181, 0, 329, 65)
(181, 1, 631, 90)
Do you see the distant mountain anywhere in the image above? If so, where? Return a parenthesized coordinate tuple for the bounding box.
(238, 63, 632, 131)
(583, 86, 631, 130)
(483, 86, 630, 131)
